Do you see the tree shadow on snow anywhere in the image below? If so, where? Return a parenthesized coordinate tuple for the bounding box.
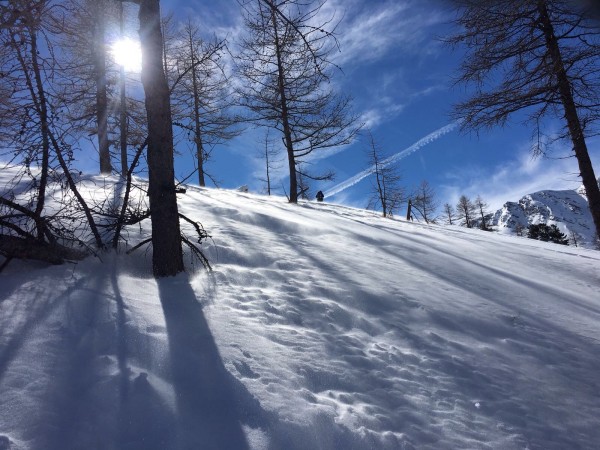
(157, 275, 267, 450)
(111, 266, 179, 450)
(212, 220, 600, 448)
(33, 262, 178, 450)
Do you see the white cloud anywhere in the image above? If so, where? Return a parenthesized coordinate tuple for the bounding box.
(359, 101, 406, 129)
(440, 139, 600, 212)
(360, 109, 383, 129)
(325, 0, 445, 66)
(175, 2, 244, 40)
(363, 82, 445, 129)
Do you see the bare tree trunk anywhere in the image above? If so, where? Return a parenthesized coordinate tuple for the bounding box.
(93, 4, 112, 174)
(375, 159, 386, 217)
(113, 139, 146, 249)
(264, 133, 271, 195)
(537, 0, 600, 241)
(119, 2, 128, 177)
(11, 30, 49, 240)
(271, 7, 298, 203)
(187, 31, 206, 187)
(49, 131, 104, 248)
(266, 155, 271, 196)
(138, 0, 184, 277)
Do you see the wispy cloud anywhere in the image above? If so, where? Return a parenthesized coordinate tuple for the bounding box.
(174, 1, 244, 40)
(358, 83, 445, 129)
(325, 0, 446, 66)
(323, 0, 448, 131)
(440, 139, 600, 211)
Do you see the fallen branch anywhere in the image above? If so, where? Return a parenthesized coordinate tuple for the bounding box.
(0, 234, 87, 265)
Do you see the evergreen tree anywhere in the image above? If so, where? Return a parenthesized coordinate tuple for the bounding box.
(527, 223, 569, 244)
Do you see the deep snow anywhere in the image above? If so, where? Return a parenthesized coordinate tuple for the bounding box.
(1, 179, 600, 449)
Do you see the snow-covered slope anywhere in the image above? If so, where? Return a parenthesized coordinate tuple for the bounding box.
(490, 184, 597, 248)
(1, 179, 600, 450)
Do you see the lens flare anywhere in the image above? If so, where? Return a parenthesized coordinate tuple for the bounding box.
(111, 38, 142, 73)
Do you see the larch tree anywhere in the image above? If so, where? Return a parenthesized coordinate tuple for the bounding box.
(448, 0, 600, 243)
(237, 0, 360, 203)
(60, 0, 116, 175)
(474, 195, 490, 230)
(443, 203, 455, 225)
(411, 180, 439, 224)
(456, 195, 476, 228)
(169, 19, 241, 187)
(117, 1, 129, 176)
(258, 130, 282, 195)
(0, 0, 103, 263)
(136, 0, 184, 277)
(365, 132, 404, 218)
(60, 0, 145, 178)
(91, 0, 112, 174)
(113, 2, 149, 177)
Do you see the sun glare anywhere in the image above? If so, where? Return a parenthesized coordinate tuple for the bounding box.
(111, 38, 142, 73)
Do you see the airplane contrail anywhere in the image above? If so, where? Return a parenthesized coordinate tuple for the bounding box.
(324, 121, 461, 198)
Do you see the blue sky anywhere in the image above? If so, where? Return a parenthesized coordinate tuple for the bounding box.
(156, 0, 600, 214)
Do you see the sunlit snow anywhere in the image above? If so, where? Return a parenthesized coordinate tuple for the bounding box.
(1, 175, 599, 449)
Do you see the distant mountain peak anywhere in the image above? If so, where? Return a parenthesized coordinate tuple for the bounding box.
(490, 185, 597, 248)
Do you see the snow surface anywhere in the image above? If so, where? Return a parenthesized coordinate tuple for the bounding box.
(1, 178, 600, 449)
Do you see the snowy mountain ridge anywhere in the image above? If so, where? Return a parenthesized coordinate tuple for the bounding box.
(489, 182, 598, 248)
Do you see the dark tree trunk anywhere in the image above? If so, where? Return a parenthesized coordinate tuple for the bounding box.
(537, 0, 600, 241)
(271, 8, 297, 203)
(375, 161, 387, 217)
(20, 30, 49, 240)
(138, 0, 184, 277)
(189, 46, 206, 187)
(93, 8, 112, 174)
(119, 2, 128, 177)
(265, 141, 271, 196)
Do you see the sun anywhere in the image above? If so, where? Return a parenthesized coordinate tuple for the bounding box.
(111, 38, 142, 73)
